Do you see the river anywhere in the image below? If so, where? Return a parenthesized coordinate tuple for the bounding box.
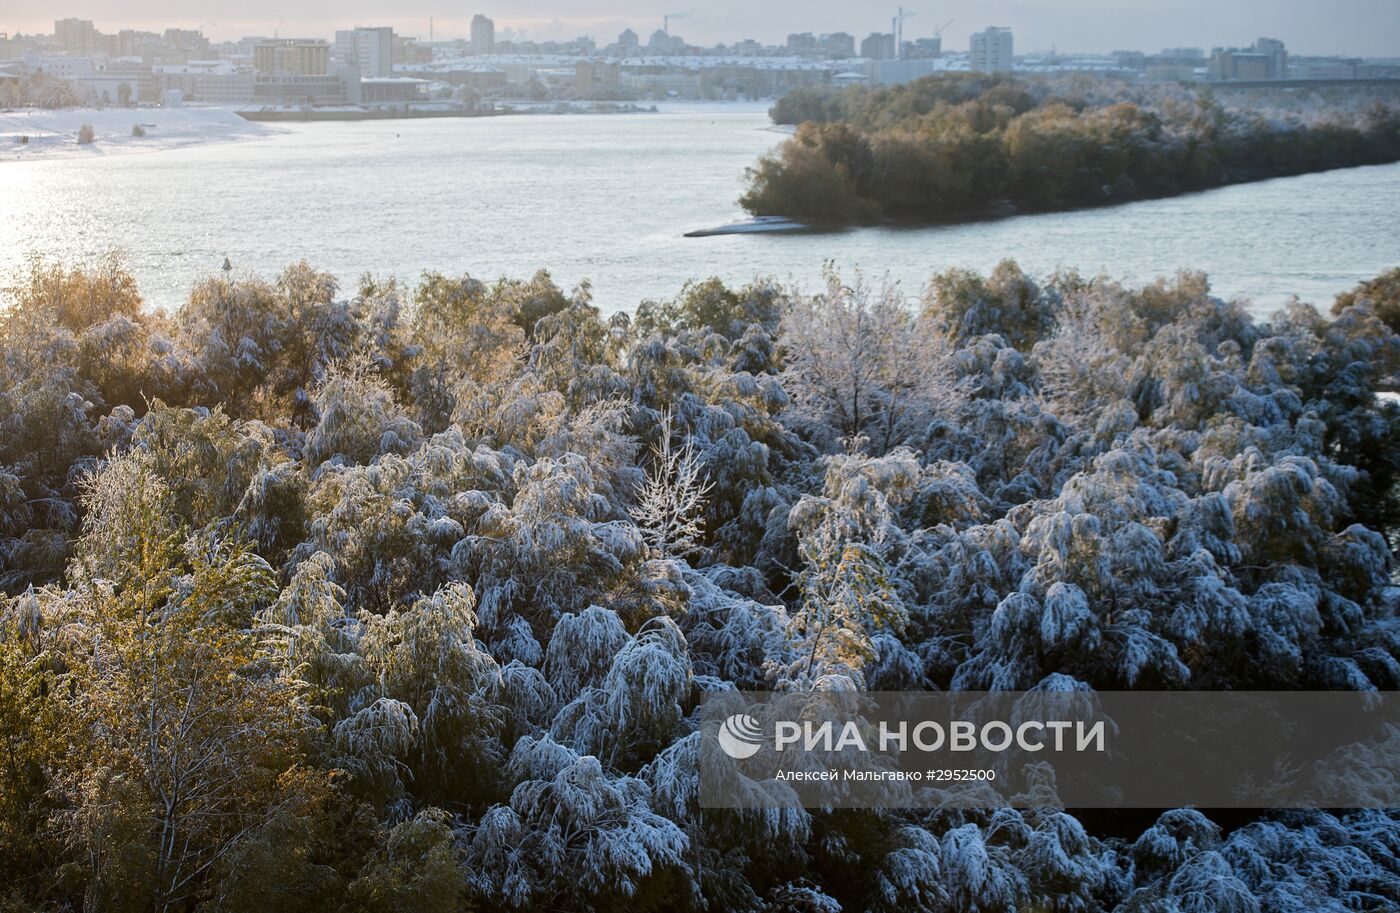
(2, 102, 1397, 316)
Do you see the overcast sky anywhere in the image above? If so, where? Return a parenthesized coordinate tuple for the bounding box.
(7, 1, 1399, 57)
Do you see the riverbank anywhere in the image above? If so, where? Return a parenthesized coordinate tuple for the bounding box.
(2, 106, 1395, 316)
(0, 107, 276, 161)
(236, 105, 501, 122)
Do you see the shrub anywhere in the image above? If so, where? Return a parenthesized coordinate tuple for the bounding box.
(77, 123, 95, 144)
(131, 124, 145, 137)
(1333, 266, 1400, 333)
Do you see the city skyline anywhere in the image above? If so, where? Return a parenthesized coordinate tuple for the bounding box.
(5, 1, 1400, 57)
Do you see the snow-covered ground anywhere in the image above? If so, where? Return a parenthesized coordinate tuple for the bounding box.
(0, 106, 279, 161)
(684, 215, 811, 237)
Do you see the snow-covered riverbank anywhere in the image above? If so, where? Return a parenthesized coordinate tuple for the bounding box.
(0, 107, 278, 161)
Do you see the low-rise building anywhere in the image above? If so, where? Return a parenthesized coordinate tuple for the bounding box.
(1289, 56, 1361, 79)
(74, 72, 143, 105)
(871, 57, 947, 85)
(25, 52, 96, 79)
(361, 76, 429, 104)
(252, 72, 349, 105)
(154, 62, 254, 104)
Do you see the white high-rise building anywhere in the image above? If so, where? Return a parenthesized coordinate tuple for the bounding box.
(970, 26, 1014, 73)
(471, 15, 495, 55)
(334, 27, 393, 78)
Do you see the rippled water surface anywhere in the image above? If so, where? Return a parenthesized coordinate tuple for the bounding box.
(3, 104, 1398, 315)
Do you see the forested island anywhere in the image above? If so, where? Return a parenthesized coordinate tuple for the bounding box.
(740, 75, 1400, 224)
(2, 256, 1400, 911)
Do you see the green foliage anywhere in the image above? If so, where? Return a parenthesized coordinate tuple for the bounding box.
(634, 277, 782, 342)
(743, 74, 1400, 224)
(924, 259, 1058, 351)
(347, 809, 465, 913)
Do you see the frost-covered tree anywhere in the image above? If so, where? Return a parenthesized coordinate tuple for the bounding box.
(462, 738, 691, 910)
(1033, 293, 1132, 431)
(779, 450, 917, 688)
(5, 255, 1400, 913)
(305, 352, 422, 468)
(781, 269, 961, 452)
(630, 410, 714, 560)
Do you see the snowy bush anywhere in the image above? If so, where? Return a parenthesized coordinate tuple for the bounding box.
(3, 257, 1399, 911)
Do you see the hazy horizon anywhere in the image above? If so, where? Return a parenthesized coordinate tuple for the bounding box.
(5, 1, 1399, 58)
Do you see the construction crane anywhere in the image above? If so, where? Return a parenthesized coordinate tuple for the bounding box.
(892, 7, 916, 58)
(930, 18, 954, 55)
(663, 11, 690, 36)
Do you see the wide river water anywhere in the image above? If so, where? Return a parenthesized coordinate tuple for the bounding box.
(3, 103, 1398, 316)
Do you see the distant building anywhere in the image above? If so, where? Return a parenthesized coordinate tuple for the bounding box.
(471, 15, 495, 55)
(909, 37, 943, 58)
(872, 58, 944, 85)
(787, 33, 817, 52)
(163, 28, 210, 57)
(361, 76, 429, 104)
(27, 49, 146, 105)
(154, 61, 255, 104)
(970, 27, 1014, 73)
(1255, 37, 1287, 75)
(1209, 50, 1267, 80)
(392, 34, 433, 66)
(822, 32, 856, 58)
(647, 28, 686, 55)
(24, 51, 95, 79)
(861, 32, 896, 61)
(335, 27, 393, 78)
(1209, 37, 1287, 81)
(1143, 47, 1206, 82)
(576, 58, 620, 95)
(254, 39, 330, 75)
(75, 72, 143, 106)
(617, 29, 640, 55)
(54, 18, 98, 54)
(1114, 50, 1147, 70)
(1289, 56, 1361, 79)
(253, 72, 350, 105)
(115, 29, 162, 59)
